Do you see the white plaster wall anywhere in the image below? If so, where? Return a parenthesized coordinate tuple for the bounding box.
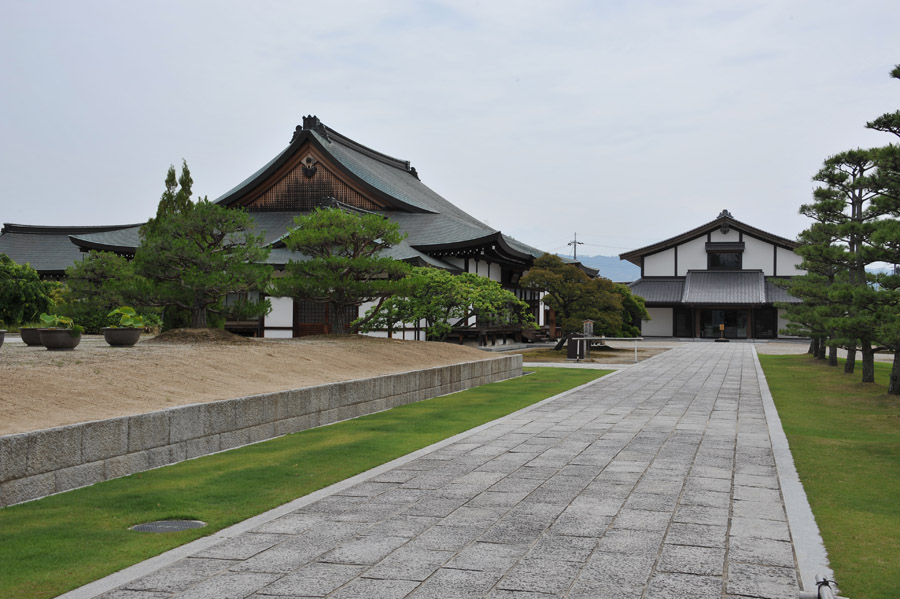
(489, 263, 501, 282)
(777, 308, 801, 338)
(642, 307, 673, 336)
(266, 296, 293, 327)
(743, 235, 774, 274)
(265, 329, 293, 339)
(709, 228, 738, 242)
(677, 237, 707, 275)
(537, 306, 544, 327)
(777, 247, 805, 276)
(469, 260, 479, 274)
(644, 248, 675, 276)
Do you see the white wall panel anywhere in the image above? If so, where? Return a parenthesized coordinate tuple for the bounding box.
(644, 248, 675, 276)
(266, 296, 293, 327)
(677, 237, 707, 275)
(264, 329, 293, 339)
(642, 307, 673, 336)
(743, 236, 774, 274)
(777, 308, 801, 338)
(777, 247, 805, 276)
(709, 228, 737, 242)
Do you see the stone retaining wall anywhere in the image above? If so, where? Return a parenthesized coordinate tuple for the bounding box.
(0, 355, 521, 507)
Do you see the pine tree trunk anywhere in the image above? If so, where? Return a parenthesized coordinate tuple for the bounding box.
(330, 303, 351, 334)
(816, 337, 827, 360)
(808, 337, 818, 356)
(889, 352, 900, 395)
(190, 307, 207, 328)
(861, 338, 875, 383)
(844, 346, 857, 374)
(828, 344, 838, 366)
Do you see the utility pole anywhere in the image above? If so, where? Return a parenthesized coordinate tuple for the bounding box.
(568, 232, 584, 260)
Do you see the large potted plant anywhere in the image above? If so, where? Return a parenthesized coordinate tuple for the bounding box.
(38, 313, 83, 350)
(102, 306, 144, 347)
(19, 326, 44, 346)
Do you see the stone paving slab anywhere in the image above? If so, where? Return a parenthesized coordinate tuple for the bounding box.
(65, 344, 831, 599)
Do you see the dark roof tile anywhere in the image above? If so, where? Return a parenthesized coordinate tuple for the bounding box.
(682, 270, 766, 304)
(629, 278, 686, 304)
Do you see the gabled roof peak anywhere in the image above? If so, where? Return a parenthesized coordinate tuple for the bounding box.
(618, 211, 799, 266)
(292, 115, 418, 179)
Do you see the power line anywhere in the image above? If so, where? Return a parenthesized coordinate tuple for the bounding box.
(579, 242, 637, 250)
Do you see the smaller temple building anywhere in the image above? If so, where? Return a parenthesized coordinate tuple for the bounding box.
(620, 211, 803, 339)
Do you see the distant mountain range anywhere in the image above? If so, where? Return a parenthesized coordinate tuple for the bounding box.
(558, 254, 640, 282)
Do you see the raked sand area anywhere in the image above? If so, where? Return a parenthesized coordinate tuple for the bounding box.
(64, 342, 831, 599)
(0, 334, 496, 436)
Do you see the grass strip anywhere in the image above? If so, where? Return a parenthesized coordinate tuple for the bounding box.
(0, 366, 608, 599)
(758, 354, 900, 599)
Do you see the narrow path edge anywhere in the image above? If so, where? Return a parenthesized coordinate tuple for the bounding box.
(752, 346, 835, 593)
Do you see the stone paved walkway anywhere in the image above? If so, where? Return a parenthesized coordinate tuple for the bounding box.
(88, 344, 810, 599)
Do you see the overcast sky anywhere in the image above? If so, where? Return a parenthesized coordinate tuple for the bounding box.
(1, 1, 898, 256)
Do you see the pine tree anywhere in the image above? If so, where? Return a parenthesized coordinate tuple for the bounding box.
(155, 159, 194, 217)
(136, 164, 271, 328)
(865, 65, 900, 392)
(271, 208, 411, 334)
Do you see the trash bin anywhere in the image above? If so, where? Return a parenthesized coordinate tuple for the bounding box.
(567, 333, 586, 360)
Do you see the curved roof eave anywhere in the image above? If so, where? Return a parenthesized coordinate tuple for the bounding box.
(2, 222, 145, 235)
(412, 231, 534, 264)
(68, 237, 137, 254)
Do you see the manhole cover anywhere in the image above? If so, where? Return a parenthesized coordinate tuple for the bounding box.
(130, 519, 207, 533)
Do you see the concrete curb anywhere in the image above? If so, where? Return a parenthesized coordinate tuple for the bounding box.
(752, 346, 834, 592)
(57, 368, 615, 599)
(522, 361, 630, 370)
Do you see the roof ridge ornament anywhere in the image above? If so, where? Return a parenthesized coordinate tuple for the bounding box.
(292, 115, 331, 143)
(303, 114, 330, 141)
(718, 209, 733, 234)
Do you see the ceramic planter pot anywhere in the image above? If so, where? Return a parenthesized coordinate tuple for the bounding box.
(38, 328, 81, 351)
(20, 327, 43, 346)
(102, 327, 142, 347)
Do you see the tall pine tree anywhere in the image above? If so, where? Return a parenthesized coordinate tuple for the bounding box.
(865, 65, 900, 392)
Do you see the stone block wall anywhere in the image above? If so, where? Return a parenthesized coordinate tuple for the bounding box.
(0, 355, 521, 507)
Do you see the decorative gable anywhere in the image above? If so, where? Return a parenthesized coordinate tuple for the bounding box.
(235, 145, 384, 212)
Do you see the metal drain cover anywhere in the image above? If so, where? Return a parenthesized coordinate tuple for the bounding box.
(130, 519, 206, 533)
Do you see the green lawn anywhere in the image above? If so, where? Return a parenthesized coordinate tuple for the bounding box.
(0, 367, 608, 599)
(758, 354, 900, 599)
